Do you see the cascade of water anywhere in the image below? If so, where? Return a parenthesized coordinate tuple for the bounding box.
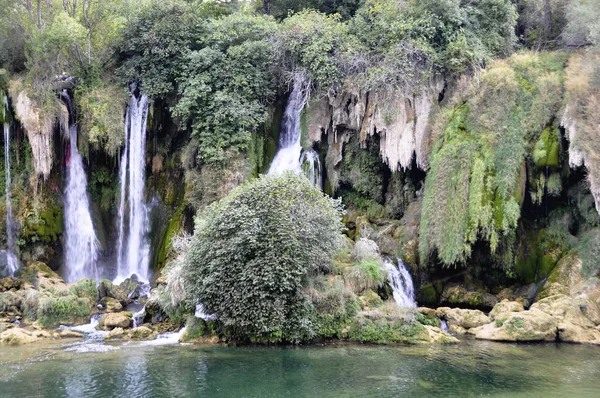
(115, 92, 150, 284)
(300, 149, 322, 188)
(268, 75, 312, 176)
(383, 258, 416, 308)
(2, 95, 18, 276)
(62, 90, 99, 283)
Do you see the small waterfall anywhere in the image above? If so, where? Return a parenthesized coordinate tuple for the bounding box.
(2, 95, 18, 276)
(115, 91, 150, 284)
(268, 75, 313, 177)
(300, 149, 322, 188)
(383, 258, 416, 308)
(195, 304, 216, 321)
(62, 90, 99, 283)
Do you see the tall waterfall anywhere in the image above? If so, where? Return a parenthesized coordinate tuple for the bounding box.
(63, 90, 99, 283)
(268, 75, 315, 178)
(2, 95, 18, 276)
(115, 92, 150, 284)
(383, 259, 416, 308)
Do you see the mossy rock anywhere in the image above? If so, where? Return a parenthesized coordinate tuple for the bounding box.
(417, 283, 439, 307)
(37, 295, 92, 328)
(345, 318, 430, 344)
(68, 279, 98, 301)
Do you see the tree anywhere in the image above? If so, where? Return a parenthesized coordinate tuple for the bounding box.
(181, 173, 345, 341)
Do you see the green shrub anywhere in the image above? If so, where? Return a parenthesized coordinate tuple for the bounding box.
(37, 295, 91, 328)
(181, 173, 345, 342)
(344, 259, 385, 294)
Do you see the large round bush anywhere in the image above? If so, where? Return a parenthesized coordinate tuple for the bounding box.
(183, 173, 344, 341)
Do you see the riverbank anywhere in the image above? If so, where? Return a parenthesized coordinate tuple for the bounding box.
(2, 251, 600, 347)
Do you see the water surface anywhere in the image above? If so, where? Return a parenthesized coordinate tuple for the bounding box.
(1, 340, 599, 397)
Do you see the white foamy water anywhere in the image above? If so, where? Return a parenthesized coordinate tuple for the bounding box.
(2, 95, 18, 276)
(115, 91, 150, 284)
(383, 258, 416, 308)
(141, 328, 187, 346)
(62, 90, 99, 283)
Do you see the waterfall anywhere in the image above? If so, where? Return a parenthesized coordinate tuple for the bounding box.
(300, 149, 322, 188)
(268, 75, 317, 180)
(383, 259, 416, 308)
(63, 90, 99, 283)
(115, 92, 150, 284)
(2, 95, 18, 276)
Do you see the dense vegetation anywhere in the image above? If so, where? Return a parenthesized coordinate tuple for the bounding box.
(1, 0, 600, 343)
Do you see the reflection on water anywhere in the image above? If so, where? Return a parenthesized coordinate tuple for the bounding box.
(1, 340, 599, 397)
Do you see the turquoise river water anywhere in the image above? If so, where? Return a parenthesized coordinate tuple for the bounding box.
(1, 339, 599, 397)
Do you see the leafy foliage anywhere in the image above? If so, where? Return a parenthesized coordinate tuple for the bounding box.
(420, 52, 568, 266)
(181, 173, 345, 341)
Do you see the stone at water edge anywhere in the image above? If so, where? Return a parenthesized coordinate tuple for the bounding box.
(105, 327, 125, 340)
(423, 325, 460, 344)
(99, 312, 132, 330)
(472, 308, 558, 342)
(58, 330, 84, 339)
(98, 297, 123, 313)
(129, 326, 153, 340)
(489, 301, 525, 321)
(0, 277, 21, 292)
(0, 328, 38, 345)
(434, 307, 490, 334)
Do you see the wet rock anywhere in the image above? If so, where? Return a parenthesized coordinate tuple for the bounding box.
(473, 308, 558, 342)
(58, 330, 83, 339)
(119, 278, 140, 299)
(99, 312, 132, 330)
(0, 328, 38, 345)
(489, 301, 525, 321)
(434, 307, 489, 334)
(105, 327, 125, 340)
(424, 325, 460, 344)
(512, 283, 538, 308)
(99, 297, 123, 313)
(128, 326, 153, 340)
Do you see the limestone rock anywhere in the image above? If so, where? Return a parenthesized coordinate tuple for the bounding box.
(0, 277, 21, 292)
(99, 297, 123, 313)
(58, 330, 83, 339)
(32, 330, 52, 339)
(105, 327, 125, 340)
(473, 309, 558, 342)
(424, 325, 460, 344)
(352, 238, 380, 262)
(435, 307, 489, 334)
(128, 326, 153, 340)
(0, 328, 38, 345)
(99, 312, 132, 330)
(489, 301, 525, 321)
(440, 284, 498, 311)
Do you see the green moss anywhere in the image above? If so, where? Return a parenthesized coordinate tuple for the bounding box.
(37, 295, 92, 328)
(505, 316, 525, 334)
(416, 312, 440, 327)
(345, 318, 428, 344)
(417, 283, 438, 307)
(68, 279, 98, 301)
(155, 205, 184, 272)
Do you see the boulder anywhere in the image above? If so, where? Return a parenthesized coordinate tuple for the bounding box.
(424, 325, 460, 344)
(473, 309, 558, 342)
(99, 312, 132, 330)
(58, 330, 84, 339)
(105, 327, 125, 340)
(99, 297, 123, 313)
(0, 277, 21, 292)
(440, 284, 498, 311)
(352, 238, 381, 262)
(128, 326, 153, 340)
(435, 307, 489, 334)
(489, 301, 525, 321)
(0, 328, 38, 345)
